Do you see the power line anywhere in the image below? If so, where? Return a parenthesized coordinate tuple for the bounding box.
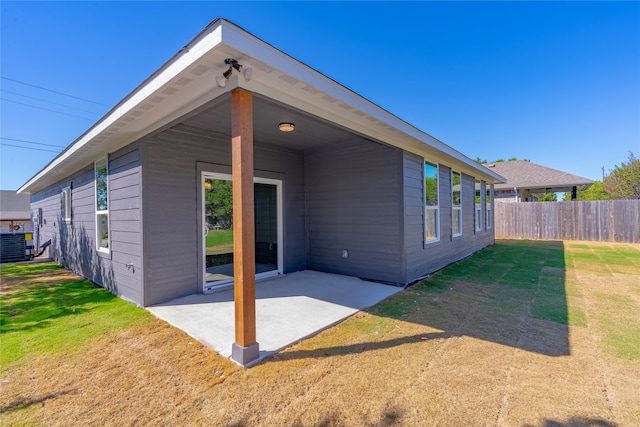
(0, 142, 60, 153)
(1, 77, 110, 107)
(1, 89, 102, 115)
(2, 98, 95, 121)
(0, 137, 66, 149)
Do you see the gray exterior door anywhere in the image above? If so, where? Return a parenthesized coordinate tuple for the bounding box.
(202, 172, 283, 291)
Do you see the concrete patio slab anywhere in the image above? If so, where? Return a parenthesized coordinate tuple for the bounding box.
(147, 270, 402, 365)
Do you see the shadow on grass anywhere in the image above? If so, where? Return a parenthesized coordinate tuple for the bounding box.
(272, 240, 572, 362)
(313, 407, 404, 427)
(0, 262, 62, 278)
(0, 207, 122, 336)
(0, 390, 74, 413)
(385, 240, 572, 356)
(524, 416, 617, 427)
(226, 407, 405, 427)
(0, 279, 118, 334)
(271, 332, 450, 361)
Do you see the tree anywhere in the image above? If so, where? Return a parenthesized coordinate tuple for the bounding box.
(95, 159, 108, 210)
(475, 158, 530, 164)
(537, 192, 557, 202)
(205, 180, 233, 229)
(603, 151, 640, 199)
(563, 181, 610, 201)
(425, 176, 438, 205)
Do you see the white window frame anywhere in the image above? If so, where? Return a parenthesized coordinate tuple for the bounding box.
(475, 179, 482, 232)
(95, 157, 109, 253)
(452, 170, 462, 237)
(486, 186, 492, 229)
(62, 185, 72, 223)
(201, 171, 284, 292)
(424, 161, 440, 243)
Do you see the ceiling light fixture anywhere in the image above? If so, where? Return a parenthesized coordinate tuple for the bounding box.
(216, 58, 253, 88)
(278, 122, 295, 132)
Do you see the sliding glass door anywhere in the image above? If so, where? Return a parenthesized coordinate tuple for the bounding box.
(202, 173, 282, 291)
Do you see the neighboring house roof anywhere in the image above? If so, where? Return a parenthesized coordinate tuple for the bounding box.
(485, 160, 594, 193)
(18, 18, 505, 194)
(0, 190, 31, 220)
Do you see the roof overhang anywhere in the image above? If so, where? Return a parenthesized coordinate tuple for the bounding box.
(0, 212, 31, 220)
(496, 183, 593, 192)
(18, 19, 504, 194)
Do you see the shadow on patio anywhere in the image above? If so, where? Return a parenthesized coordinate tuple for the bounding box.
(147, 270, 403, 363)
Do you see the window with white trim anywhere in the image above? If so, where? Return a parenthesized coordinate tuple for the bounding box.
(425, 162, 439, 243)
(486, 186, 492, 229)
(62, 185, 72, 223)
(452, 171, 462, 236)
(95, 157, 109, 252)
(475, 179, 482, 232)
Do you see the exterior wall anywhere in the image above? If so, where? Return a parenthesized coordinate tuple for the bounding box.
(495, 188, 533, 203)
(108, 145, 144, 303)
(404, 152, 495, 283)
(495, 189, 517, 203)
(27, 124, 496, 306)
(0, 190, 32, 232)
(305, 139, 405, 284)
(142, 126, 306, 306)
(29, 143, 144, 304)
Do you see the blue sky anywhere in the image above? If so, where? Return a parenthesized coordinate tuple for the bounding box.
(2, 1, 639, 191)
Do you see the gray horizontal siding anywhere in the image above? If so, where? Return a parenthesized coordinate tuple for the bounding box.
(30, 165, 95, 282)
(142, 126, 306, 306)
(404, 153, 495, 283)
(143, 130, 202, 305)
(305, 139, 404, 284)
(105, 144, 143, 303)
(29, 144, 143, 305)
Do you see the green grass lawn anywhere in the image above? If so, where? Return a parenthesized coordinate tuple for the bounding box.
(372, 239, 638, 360)
(205, 229, 233, 255)
(0, 263, 152, 369)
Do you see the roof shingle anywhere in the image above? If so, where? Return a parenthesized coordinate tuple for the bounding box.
(484, 160, 594, 191)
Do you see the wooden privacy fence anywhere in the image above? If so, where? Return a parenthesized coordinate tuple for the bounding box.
(495, 200, 640, 243)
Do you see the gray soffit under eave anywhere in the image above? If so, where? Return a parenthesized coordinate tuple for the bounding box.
(18, 18, 504, 195)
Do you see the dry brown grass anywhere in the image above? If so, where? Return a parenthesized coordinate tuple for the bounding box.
(2, 240, 639, 426)
(0, 267, 79, 294)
